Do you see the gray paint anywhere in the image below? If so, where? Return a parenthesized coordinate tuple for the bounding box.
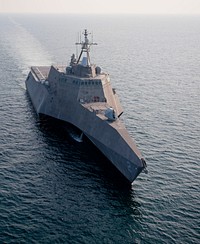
(25, 30, 147, 183)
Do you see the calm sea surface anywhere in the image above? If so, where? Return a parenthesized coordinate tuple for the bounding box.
(0, 14, 200, 243)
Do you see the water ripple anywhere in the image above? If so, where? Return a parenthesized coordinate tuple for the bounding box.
(0, 14, 200, 243)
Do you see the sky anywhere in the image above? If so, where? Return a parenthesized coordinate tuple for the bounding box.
(0, 0, 200, 14)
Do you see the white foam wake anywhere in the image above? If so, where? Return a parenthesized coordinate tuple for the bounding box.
(3, 16, 53, 75)
(69, 132, 83, 143)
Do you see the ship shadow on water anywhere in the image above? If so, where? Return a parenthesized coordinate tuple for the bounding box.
(36, 114, 132, 189)
(34, 115, 142, 217)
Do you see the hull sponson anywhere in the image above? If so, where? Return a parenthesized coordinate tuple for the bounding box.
(85, 133, 143, 182)
(25, 71, 49, 114)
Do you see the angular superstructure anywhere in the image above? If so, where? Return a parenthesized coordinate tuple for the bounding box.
(25, 30, 147, 183)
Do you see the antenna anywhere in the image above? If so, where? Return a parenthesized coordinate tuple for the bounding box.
(75, 29, 97, 66)
(76, 32, 79, 59)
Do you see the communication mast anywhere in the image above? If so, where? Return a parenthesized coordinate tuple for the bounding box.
(76, 29, 97, 66)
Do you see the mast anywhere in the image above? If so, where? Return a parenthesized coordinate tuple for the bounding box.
(76, 29, 97, 66)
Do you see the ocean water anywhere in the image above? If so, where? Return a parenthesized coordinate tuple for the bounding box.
(0, 14, 200, 243)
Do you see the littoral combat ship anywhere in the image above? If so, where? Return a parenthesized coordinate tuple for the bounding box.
(25, 29, 147, 183)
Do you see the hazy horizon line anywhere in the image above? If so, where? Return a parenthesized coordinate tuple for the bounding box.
(1, 12, 200, 16)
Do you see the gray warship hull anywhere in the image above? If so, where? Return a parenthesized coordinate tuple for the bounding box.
(25, 65, 145, 182)
(25, 30, 146, 183)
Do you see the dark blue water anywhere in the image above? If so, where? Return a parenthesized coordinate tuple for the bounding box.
(0, 14, 200, 243)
